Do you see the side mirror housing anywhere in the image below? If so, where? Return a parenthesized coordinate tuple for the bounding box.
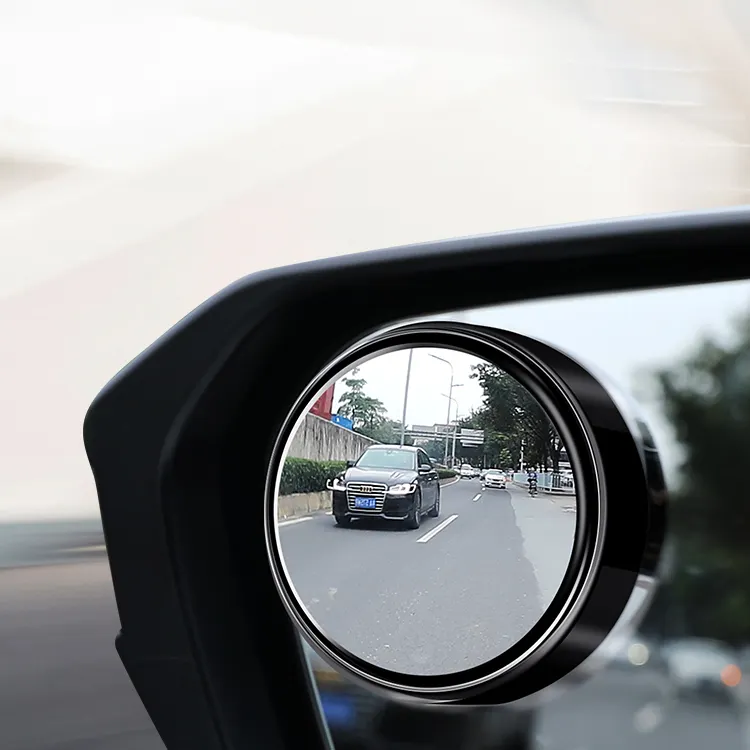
(346, 459, 355, 468)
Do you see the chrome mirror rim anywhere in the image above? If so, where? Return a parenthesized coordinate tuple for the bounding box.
(263, 321, 661, 702)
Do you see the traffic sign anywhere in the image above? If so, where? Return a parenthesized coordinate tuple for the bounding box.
(331, 413, 354, 430)
(459, 428, 484, 446)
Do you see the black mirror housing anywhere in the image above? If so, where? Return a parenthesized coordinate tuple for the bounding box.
(82, 208, 750, 750)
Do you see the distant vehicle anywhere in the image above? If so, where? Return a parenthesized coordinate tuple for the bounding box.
(662, 638, 741, 704)
(482, 469, 506, 490)
(327, 445, 440, 529)
(460, 464, 474, 479)
(472, 466, 482, 478)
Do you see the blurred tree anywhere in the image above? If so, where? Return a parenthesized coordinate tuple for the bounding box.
(650, 310, 750, 644)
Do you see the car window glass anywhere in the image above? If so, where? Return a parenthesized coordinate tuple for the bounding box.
(356, 449, 415, 470)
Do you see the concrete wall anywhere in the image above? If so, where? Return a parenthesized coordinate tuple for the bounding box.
(286, 413, 378, 463)
(278, 491, 331, 520)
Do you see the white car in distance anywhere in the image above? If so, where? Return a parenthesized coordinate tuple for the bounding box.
(460, 464, 475, 479)
(482, 469, 506, 490)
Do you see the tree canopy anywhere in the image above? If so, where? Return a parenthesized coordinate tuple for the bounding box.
(647, 311, 750, 644)
(337, 368, 388, 431)
(336, 368, 412, 444)
(467, 363, 563, 470)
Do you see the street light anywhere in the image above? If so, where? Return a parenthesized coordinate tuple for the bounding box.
(441, 393, 460, 467)
(429, 353, 462, 463)
(399, 349, 414, 446)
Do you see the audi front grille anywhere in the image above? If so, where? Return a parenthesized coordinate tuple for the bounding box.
(345, 482, 388, 513)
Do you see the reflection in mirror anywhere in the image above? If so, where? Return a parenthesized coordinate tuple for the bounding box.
(275, 346, 577, 676)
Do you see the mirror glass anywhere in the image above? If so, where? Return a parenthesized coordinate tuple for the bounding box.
(275, 345, 578, 676)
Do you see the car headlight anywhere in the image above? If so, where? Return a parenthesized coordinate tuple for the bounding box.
(328, 477, 346, 490)
(387, 483, 416, 495)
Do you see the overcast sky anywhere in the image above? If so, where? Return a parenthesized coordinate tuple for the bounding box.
(332, 347, 487, 428)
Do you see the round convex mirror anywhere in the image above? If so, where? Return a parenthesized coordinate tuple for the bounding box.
(271, 343, 578, 679)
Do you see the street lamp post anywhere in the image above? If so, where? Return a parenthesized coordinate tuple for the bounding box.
(441, 392, 460, 467)
(399, 349, 414, 447)
(450, 402, 460, 467)
(430, 353, 461, 464)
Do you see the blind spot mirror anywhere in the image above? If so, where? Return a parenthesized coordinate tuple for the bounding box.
(266, 323, 662, 701)
(272, 342, 577, 679)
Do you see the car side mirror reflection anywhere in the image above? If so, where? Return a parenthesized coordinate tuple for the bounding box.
(272, 340, 585, 681)
(265, 327, 663, 700)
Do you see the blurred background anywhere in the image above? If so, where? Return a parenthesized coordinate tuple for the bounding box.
(3, 0, 750, 748)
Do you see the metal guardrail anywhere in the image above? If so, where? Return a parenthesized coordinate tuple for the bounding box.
(513, 472, 576, 495)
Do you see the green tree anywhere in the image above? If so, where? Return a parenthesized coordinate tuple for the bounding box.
(422, 438, 448, 460)
(650, 310, 750, 644)
(363, 418, 414, 446)
(337, 368, 388, 434)
(470, 364, 562, 470)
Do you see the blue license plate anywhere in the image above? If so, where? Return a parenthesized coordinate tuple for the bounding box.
(354, 497, 377, 509)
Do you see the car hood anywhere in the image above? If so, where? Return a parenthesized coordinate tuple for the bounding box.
(343, 467, 418, 484)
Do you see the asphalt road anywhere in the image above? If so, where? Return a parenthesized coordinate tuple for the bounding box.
(0, 561, 163, 750)
(279, 478, 577, 676)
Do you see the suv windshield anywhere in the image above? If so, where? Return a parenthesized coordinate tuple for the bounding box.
(355, 448, 415, 470)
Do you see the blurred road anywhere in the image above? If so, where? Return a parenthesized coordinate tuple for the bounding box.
(0, 520, 105, 569)
(536, 666, 747, 750)
(0, 561, 163, 750)
(279, 479, 576, 675)
(1, 554, 747, 750)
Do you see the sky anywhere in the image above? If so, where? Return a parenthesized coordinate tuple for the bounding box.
(332, 347, 487, 428)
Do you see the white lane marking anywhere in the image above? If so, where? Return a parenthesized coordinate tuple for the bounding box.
(441, 477, 460, 488)
(279, 516, 314, 528)
(416, 514, 458, 543)
(472, 493, 482, 502)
